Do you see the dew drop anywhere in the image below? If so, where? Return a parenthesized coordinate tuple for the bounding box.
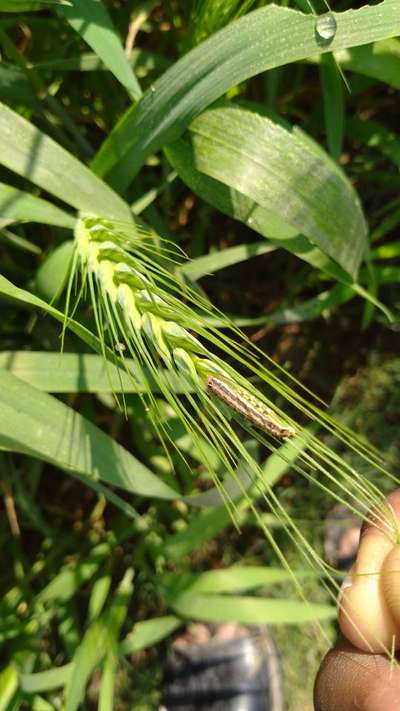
(315, 13, 337, 41)
(247, 217, 254, 225)
(150, 84, 156, 94)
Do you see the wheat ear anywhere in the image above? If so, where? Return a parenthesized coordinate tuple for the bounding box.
(72, 216, 295, 440)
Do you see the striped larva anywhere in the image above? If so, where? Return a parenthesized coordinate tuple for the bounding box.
(207, 376, 295, 440)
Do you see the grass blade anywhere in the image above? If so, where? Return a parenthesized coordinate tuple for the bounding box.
(0, 183, 75, 228)
(57, 0, 142, 100)
(320, 53, 344, 162)
(119, 616, 181, 657)
(91, 0, 400, 191)
(0, 102, 131, 220)
(171, 592, 335, 625)
(0, 351, 188, 394)
(0, 369, 179, 500)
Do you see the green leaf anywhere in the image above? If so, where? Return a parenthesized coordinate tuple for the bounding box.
(164, 428, 313, 557)
(0, 665, 18, 711)
(32, 696, 55, 711)
(57, 0, 142, 100)
(0, 102, 131, 220)
(20, 665, 72, 694)
(0, 182, 75, 228)
(65, 570, 133, 711)
(88, 575, 112, 622)
(320, 54, 344, 162)
(186, 566, 314, 594)
(168, 102, 367, 278)
(91, 0, 400, 190)
(0, 225, 42, 254)
(265, 284, 355, 327)
(182, 241, 276, 281)
(64, 619, 109, 711)
(98, 650, 117, 711)
(371, 240, 400, 260)
(167, 133, 361, 285)
(0, 369, 180, 500)
(0, 351, 190, 394)
(171, 592, 335, 624)
(0, 0, 71, 9)
(35, 241, 74, 302)
(119, 616, 181, 657)
(31, 48, 170, 75)
(334, 38, 400, 90)
(37, 543, 112, 604)
(164, 505, 236, 560)
(0, 274, 137, 377)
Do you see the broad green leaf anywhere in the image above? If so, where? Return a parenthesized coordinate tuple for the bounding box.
(166, 133, 359, 284)
(168, 103, 367, 278)
(0, 182, 75, 228)
(171, 592, 335, 624)
(0, 351, 189, 394)
(0, 369, 179, 500)
(119, 616, 181, 657)
(91, 0, 400, 191)
(0, 102, 131, 220)
(57, 0, 142, 100)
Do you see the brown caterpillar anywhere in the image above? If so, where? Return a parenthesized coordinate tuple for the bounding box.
(207, 376, 295, 441)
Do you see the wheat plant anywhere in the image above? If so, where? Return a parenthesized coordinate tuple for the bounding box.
(67, 216, 396, 585)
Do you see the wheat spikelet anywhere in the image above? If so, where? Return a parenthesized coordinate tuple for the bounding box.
(72, 216, 295, 440)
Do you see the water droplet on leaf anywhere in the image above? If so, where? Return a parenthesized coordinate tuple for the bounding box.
(315, 13, 337, 41)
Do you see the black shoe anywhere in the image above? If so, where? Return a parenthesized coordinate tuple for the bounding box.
(160, 625, 284, 710)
